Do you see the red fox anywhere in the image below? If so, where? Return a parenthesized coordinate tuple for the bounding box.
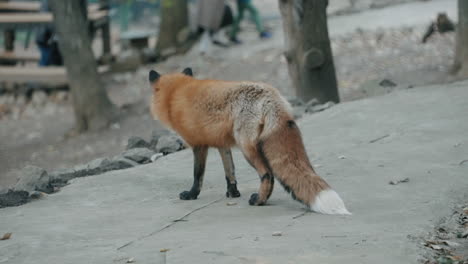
(149, 68, 350, 214)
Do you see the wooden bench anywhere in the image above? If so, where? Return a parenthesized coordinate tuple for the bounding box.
(0, 9, 109, 29)
(0, 51, 40, 62)
(0, 2, 41, 12)
(0, 65, 109, 85)
(0, 2, 99, 12)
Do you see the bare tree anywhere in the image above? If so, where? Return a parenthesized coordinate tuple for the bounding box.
(49, 0, 117, 133)
(279, 0, 339, 103)
(155, 0, 191, 58)
(452, 0, 468, 77)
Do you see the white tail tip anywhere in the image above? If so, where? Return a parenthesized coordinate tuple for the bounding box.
(310, 189, 351, 215)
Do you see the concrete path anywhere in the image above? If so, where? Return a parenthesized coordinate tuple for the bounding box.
(1, 81, 468, 264)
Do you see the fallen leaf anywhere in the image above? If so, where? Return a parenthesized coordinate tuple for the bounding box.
(429, 244, 442, 250)
(441, 240, 460, 247)
(272, 231, 282, 237)
(389, 177, 410, 185)
(463, 207, 468, 215)
(448, 256, 463, 261)
(0, 233, 11, 240)
(160, 248, 170, 253)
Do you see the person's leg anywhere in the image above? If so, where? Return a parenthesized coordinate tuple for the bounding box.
(246, 1, 271, 38)
(230, 0, 247, 43)
(245, 2, 264, 33)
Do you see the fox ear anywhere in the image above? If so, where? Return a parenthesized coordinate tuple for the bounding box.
(182, 67, 193, 76)
(149, 70, 160, 83)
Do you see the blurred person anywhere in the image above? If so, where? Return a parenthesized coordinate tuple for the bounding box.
(35, 0, 63, 66)
(422, 12, 455, 43)
(196, 0, 233, 53)
(229, 0, 271, 44)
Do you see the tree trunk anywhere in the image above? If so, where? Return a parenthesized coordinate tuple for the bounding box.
(279, 0, 339, 103)
(452, 0, 468, 78)
(49, 0, 116, 133)
(155, 0, 191, 58)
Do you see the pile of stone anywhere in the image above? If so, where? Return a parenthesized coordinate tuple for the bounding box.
(0, 130, 185, 208)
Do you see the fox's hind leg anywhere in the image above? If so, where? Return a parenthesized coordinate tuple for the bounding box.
(218, 148, 241, 198)
(180, 146, 208, 200)
(240, 144, 275, 206)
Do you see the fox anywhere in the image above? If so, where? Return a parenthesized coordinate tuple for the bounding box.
(149, 68, 350, 215)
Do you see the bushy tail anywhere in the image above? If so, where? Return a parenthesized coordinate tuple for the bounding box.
(259, 120, 351, 215)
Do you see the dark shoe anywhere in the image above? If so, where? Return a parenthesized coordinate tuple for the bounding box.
(212, 40, 229, 48)
(229, 37, 242, 45)
(260, 31, 272, 39)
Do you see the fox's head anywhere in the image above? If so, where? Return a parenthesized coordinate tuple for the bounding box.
(148, 67, 193, 90)
(149, 68, 193, 120)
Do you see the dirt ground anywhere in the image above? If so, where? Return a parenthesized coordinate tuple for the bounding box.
(0, 0, 461, 190)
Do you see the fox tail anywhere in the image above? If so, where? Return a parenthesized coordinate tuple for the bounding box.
(259, 120, 350, 215)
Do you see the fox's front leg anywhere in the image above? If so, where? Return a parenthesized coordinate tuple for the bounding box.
(217, 148, 241, 198)
(180, 146, 208, 200)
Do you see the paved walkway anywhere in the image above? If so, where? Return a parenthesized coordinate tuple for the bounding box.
(1, 81, 467, 264)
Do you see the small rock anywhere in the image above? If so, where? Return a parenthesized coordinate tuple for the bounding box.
(15, 94, 27, 107)
(338, 156, 346, 159)
(155, 135, 185, 154)
(436, 256, 453, 264)
(272, 231, 282, 237)
(122, 148, 156, 164)
(226, 202, 237, 206)
(103, 156, 139, 171)
(49, 167, 83, 184)
(305, 98, 320, 108)
(151, 153, 164, 162)
(0, 190, 29, 208)
(126, 257, 135, 263)
(31, 91, 48, 107)
(29, 191, 47, 199)
(149, 129, 171, 150)
(379, 79, 397, 87)
(85, 157, 110, 176)
(13, 165, 52, 193)
(55, 91, 68, 102)
(306, 101, 335, 113)
(292, 106, 307, 119)
(126, 136, 150, 150)
(285, 97, 305, 107)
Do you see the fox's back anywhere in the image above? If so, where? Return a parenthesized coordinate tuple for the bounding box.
(153, 76, 292, 147)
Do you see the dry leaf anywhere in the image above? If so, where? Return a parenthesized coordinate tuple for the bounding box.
(429, 244, 442, 250)
(272, 231, 282, 237)
(441, 240, 460, 247)
(0, 233, 11, 240)
(448, 256, 463, 261)
(160, 248, 169, 253)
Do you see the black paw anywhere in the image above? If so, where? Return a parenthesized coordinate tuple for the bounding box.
(226, 185, 241, 198)
(179, 190, 198, 200)
(249, 193, 259, 205)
